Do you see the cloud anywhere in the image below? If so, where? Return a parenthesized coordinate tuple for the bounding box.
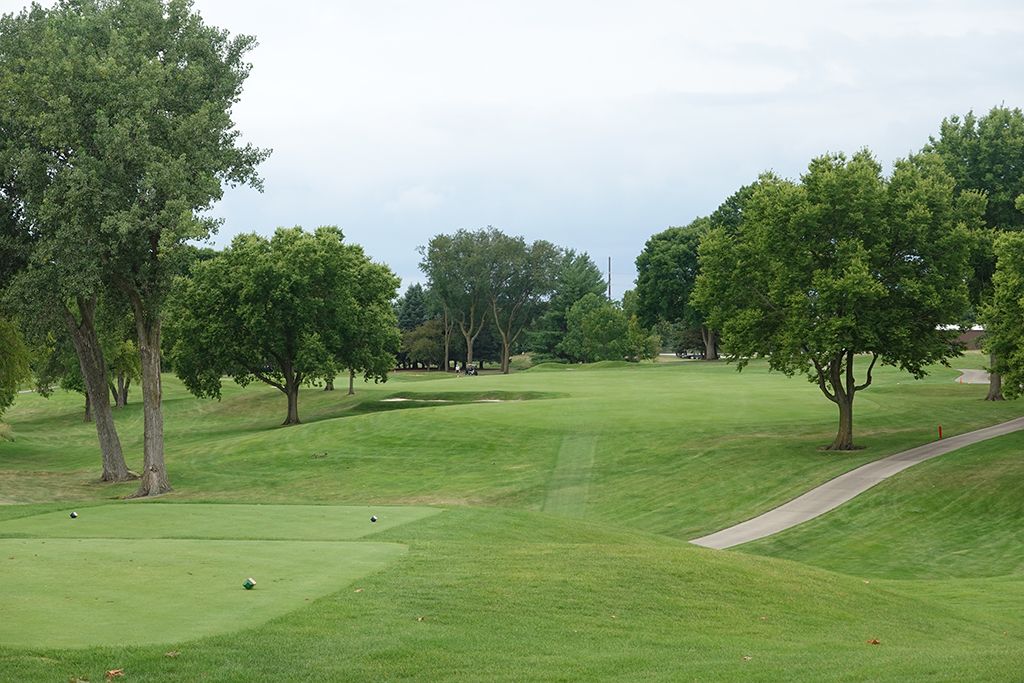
(385, 186, 444, 214)
(5, 0, 1023, 298)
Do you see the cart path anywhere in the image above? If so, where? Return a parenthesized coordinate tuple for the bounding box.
(543, 434, 596, 518)
(955, 368, 990, 384)
(690, 416, 1024, 550)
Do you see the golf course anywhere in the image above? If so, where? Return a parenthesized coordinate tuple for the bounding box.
(2, 353, 1024, 681)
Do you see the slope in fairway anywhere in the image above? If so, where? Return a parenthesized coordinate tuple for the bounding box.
(0, 504, 440, 648)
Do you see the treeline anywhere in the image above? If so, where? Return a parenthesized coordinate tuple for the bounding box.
(633, 105, 1024, 450)
(398, 228, 658, 373)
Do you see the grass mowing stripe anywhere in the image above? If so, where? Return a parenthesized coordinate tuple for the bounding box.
(543, 434, 596, 517)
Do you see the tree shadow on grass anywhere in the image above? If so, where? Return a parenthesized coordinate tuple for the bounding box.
(316, 390, 565, 422)
(169, 389, 567, 437)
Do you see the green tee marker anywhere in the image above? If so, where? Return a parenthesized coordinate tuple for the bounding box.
(243, 578, 256, 590)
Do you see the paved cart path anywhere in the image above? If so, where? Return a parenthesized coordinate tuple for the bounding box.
(955, 368, 991, 385)
(690, 415, 1024, 550)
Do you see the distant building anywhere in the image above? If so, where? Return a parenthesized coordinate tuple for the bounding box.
(956, 326, 984, 350)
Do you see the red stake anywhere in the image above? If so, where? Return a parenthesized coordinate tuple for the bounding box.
(938, 424, 943, 439)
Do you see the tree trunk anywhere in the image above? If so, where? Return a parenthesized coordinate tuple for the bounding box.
(324, 378, 335, 391)
(986, 354, 1005, 401)
(829, 395, 855, 450)
(464, 329, 475, 368)
(84, 393, 92, 423)
(115, 371, 128, 407)
(284, 382, 301, 425)
(496, 325, 511, 374)
(816, 350, 876, 452)
(701, 327, 720, 361)
(63, 298, 132, 482)
(348, 368, 356, 395)
(443, 308, 451, 372)
(127, 297, 172, 498)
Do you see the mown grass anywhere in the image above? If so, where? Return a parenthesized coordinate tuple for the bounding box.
(0, 352, 1022, 680)
(742, 430, 1024, 579)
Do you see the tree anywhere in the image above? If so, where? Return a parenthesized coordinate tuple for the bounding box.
(981, 232, 1024, 398)
(420, 229, 495, 368)
(2, 268, 134, 480)
(167, 227, 395, 425)
(404, 319, 446, 369)
(558, 293, 657, 363)
(0, 8, 132, 479)
(338, 259, 401, 394)
(926, 105, 1024, 400)
(634, 218, 719, 359)
(0, 318, 30, 420)
(395, 283, 429, 332)
(693, 150, 975, 450)
(487, 234, 559, 373)
(529, 250, 606, 361)
(0, 0, 268, 496)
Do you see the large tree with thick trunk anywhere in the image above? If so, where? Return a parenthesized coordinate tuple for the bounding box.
(693, 150, 976, 450)
(3, 267, 134, 482)
(0, 0, 267, 496)
(167, 227, 397, 425)
(419, 229, 495, 369)
(926, 106, 1024, 401)
(486, 234, 559, 374)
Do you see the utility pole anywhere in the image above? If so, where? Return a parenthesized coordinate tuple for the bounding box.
(607, 257, 612, 301)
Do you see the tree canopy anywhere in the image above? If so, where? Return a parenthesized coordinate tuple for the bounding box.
(0, 318, 30, 419)
(528, 250, 607, 362)
(693, 149, 976, 450)
(926, 106, 1024, 231)
(396, 283, 430, 332)
(420, 229, 495, 368)
(558, 293, 659, 364)
(634, 218, 719, 358)
(487, 233, 560, 373)
(927, 105, 1024, 400)
(0, 0, 268, 495)
(982, 232, 1024, 398)
(166, 227, 398, 425)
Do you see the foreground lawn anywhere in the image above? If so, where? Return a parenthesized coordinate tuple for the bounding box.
(1, 353, 1022, 680)
(0, 507, 1022, 681)
(0, 505, 438, 648)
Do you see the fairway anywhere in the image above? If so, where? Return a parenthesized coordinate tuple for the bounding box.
(0, 504, 439, 648)
(3, 359, 1024, 680)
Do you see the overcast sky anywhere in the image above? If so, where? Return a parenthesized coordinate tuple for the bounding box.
(6, 1, 1024, 298)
